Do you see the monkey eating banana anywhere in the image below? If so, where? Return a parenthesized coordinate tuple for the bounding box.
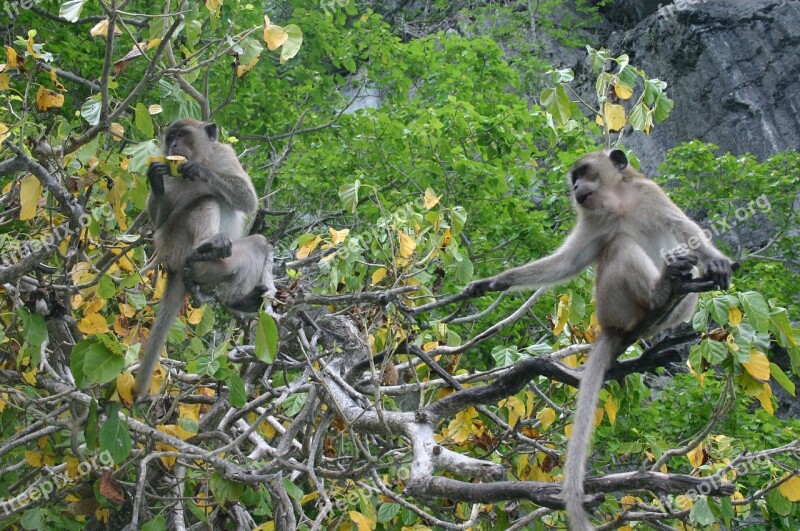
(135, 119, 270, 396)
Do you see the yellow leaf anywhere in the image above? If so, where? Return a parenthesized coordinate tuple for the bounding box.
(5, 46, 18, 67)
(300, 491, 319, 505)
(536, 407, 556, 430)
(423, 187, 442, 210)
(757, 383, 774, 415)
(328, 227, 350, 245)
(399, 232, 416, 259)
(296, 235, 322, 259)
(562, 354, 578, 368)
(447, 406, 478, 444)
(65, 456, 79, 477)
(503, 396, 526, 428)
(21, 367, 36, 384)
(187, 306, 204, 325)
(422, 341, 439, 352)
(604, 394, 618, 425)
(78, 313, 110, 335)
(205, 0, 221, 13)
(687, 445, 705, 467)
(743, 349, 770, 381)
(236, 57, 259, 78)
(594, 407, 604, 427)
(614, 83, 634, 100)
(565, 423, 573, 439)
(95, 507, 111, 523)
(252, 523, 275, 531)
(728, 307, 742, 327)
(596, 103, 626, 131)
(553, 294, 570, 335)
(109, 122, 124, 141)
(90, 19, 122, 37)
(620, 495, 637, 510)
(263, 16, 288, 51)
(85, 297, 106, 314)
(371, 267, 388, 286)
(35, 86, 64, 111)
(116, 372, 134, 407)
(778, 475, 800, 502)
(348, 511, 375, 531)
(0, 392, 7, 413)
(19, 174, 43, 220)
(0, 74, 8, 90)
(25, 450, 44, 468)
(25, 451, 43, 467)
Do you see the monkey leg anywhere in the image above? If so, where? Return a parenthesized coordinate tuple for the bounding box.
(190, 235, 270, 313)
(187, 233, 233, 263)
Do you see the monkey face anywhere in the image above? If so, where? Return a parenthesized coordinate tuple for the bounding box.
(568, 149, 630, 212)
(163, 119, 219, 160)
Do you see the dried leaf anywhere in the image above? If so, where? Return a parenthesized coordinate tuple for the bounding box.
(19, 174, 43, 220)
(423, 187, 442, 209)
(35, 86, 65, 111)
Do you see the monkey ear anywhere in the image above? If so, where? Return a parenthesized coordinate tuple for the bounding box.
(608, 149, 628, 170)
(204, 123, 219, 142)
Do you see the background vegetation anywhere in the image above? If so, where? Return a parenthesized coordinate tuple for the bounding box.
(0, 1, 798, 529)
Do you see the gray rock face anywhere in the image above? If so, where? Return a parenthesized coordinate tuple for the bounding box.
(600, 0, 800, 172)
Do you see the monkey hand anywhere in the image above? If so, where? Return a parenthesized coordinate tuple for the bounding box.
(147, 162, 169, 195)
(178, 161, 211, 182)
(704, 258, 737, 290)
(465, 276, 509, 297)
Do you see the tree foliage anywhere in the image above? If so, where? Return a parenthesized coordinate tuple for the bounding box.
(0, 1, 798, 529)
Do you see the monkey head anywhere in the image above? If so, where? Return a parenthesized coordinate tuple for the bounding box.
(567, 149, 635, 213)
(163, 118, 219, 159)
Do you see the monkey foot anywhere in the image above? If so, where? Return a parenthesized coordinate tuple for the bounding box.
(226, 285, 269, 313)
(188, 234, 233, 263)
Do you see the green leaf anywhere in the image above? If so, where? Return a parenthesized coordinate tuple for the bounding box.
(59, 0, 89, 22)
(653, 92, 674, 123)
(18, 308, 47, 368)
(80, 96, 102, 126)
(282, 393, 306, 416)
(99, 406, 132, 464)
(82, 339, 126, 385)
(282, 477, 304, 500)
(195, 304, 216, 337)
(740, 291, 770, 333)
(227, 375, 247, 408)
(85, 398, 99, 451)
(700, 339, 728, 365)
(134, 103, 154, 138)
(628, 101, 652, 132)
(339, 180, 360, 213)
(689, 497, 717, 526)
(492, 345, 520, 367)
(450, 206, 467, 237)
(141, 515, 167, 531)
(254, 311, 279, 364)
(209, 472, 244, 505)
(377, 502, 401, 523)
(98, 274, 116, 299)
(280, 24, 303, 63)
(766, 487, 792, 516)
(769, 363, 796, 396)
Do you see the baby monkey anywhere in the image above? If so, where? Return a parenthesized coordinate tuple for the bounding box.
(467, 149, 735, 530)
(135, 119, 269, 396)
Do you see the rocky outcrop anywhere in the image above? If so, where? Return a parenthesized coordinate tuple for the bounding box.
(600, 0, 800, 172)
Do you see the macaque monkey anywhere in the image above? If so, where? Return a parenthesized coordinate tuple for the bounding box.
(466, 149, 735, 530)
(135, 119, 269, 396)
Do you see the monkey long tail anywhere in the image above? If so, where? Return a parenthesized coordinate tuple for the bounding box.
(134, 272, 185, 396)
(563, 332, 628, 531)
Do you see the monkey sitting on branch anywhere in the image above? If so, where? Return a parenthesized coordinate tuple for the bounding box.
(466, 149, 735, 530)
(135, 118, 270, 396)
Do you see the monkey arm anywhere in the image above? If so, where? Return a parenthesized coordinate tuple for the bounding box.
(667, 212, 736, 289)
(146, 163, 172, 228)
(466, 228, 604, 295)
